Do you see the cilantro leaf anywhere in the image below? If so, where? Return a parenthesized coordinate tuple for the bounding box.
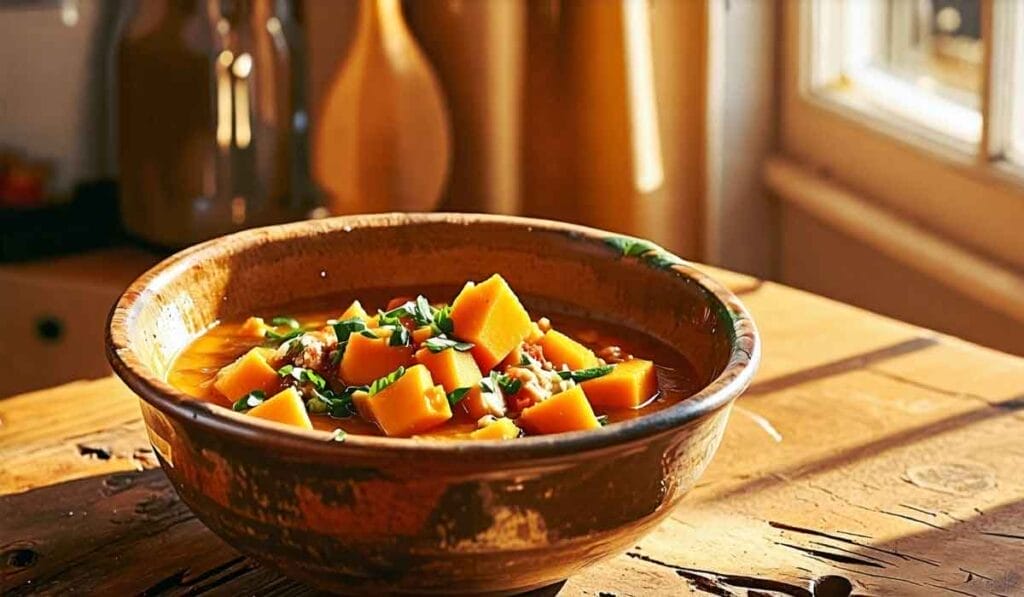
(423, 335, 474, 353)
(415, 295, 434, 325)
(265, 327, 304, 342)
(446, 387, 471, 406)
(497, 374, 521, 395)
(388, 326, 411, 347)
(270, 316, 300, 329)
(368, 366, 405, 396)
(232, 390, 266, 412)
(380, 295, 435, 327)
(557, 365, 614, 382)
(277, 365, 327, 390)
(332, 317, 367, 340)
(431, 304, 454, 335)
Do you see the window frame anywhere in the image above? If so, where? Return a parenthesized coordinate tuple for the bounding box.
(778, 0, 1024, 272)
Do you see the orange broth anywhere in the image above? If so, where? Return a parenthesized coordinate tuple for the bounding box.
(168, 287, 702, 438)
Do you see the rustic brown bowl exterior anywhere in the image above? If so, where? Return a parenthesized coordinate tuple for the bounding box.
(106, 213, 759, 595)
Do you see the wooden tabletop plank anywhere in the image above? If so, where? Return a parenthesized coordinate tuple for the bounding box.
(2, 270, 1023, 596)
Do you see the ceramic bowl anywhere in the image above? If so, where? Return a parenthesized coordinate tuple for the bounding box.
(106, 213, 759, 595)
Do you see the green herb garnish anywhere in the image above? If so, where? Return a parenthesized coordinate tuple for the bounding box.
(278, 365, 327, 390)
(232, 390, 266, 412)
(265, 327, 304, 342)
(381, 295, 435, 327)
(432, 304, 454, 335)
(329, 428, 347, 442)
(358, 329, 378, 339)
(518, 351, 540, 367)
(596, 415, 610, 426)
(497, 374, 521, 395)
(446, 387, 471, 406)
(388, 325, 411, 347)
(368, 366, 405, 396)
(423, 335, 474, 353)
(332, 317, 367, 339)
(415, 295, 434, 325)
(306, 394, 330, 414)
(558, 365, 614, 382)
(270, 316, 300, 329)
(306, 385, 364, 419)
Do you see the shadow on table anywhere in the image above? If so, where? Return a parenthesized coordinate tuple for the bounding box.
(0, 469, 571, 596)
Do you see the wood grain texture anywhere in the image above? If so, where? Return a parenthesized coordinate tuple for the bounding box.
(3, 266, 1024, 596)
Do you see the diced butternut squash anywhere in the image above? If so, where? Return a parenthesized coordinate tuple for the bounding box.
(449, 274, 532, 371)
(526, 321, 545, 343)
(339, 300, 370, 322)
(539, 329, 600, 370)
(518, 386, 600, 435)
(415, 347, 483, 393)
(581, 359, 658, 410)
(247, 387, 313, 429)
(213, 348, 280, 401)
(365, 364, 452, 437)
(470, 417, 521, 440)
(350, 389, 373, 422)
(499, 343, 524, 369)
(411, 326, 434, 345)
(238, 316, 269, 338)
(454, 385, 506, 421)
(339, 332, 414, 385)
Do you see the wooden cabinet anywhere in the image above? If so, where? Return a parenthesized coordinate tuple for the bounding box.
(0, 248, 157, 397)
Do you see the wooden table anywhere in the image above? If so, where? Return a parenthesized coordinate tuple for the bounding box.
(3, 267, 1023, 596)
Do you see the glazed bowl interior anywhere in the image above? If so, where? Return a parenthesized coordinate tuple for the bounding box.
(110, 213, 752, 452)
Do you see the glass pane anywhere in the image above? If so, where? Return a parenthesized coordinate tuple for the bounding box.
(879, 0, 983, 109)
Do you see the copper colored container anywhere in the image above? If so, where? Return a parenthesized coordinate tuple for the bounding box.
(107, 213, 760, 594)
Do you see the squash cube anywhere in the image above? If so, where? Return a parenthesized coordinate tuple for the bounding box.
(238, 316, 269, 338)
(340, 332, 414, 385)
(365, 364, 452, 437)
(454, 385, 506, 421)
(449, 274, 532, 371)
(213, 348, 280, 401)
(470, 417, 521, 440)
(415, 346, 483, 393)
(247, 387, 313, 430)
(411, 326, 434, 345)
(581, 359, 658, 410)
(339, 300, 371, 322)
(518, 385, 600, 435)
(538, 329, 600, 370)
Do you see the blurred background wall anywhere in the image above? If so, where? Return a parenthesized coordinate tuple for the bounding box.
(2, 0, 1023, 398)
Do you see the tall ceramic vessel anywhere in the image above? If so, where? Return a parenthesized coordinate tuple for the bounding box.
(313, 0, 451, 214)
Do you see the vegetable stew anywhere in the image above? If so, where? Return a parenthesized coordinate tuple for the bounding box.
(168, 274, 701, 439)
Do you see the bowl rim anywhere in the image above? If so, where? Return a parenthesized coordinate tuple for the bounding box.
(106, 212, 760, 459)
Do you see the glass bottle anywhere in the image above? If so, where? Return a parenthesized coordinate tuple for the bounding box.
(117, 0, 314, 248)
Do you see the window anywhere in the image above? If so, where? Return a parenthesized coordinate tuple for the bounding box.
(803, 0, 1024, 165)
(775, 0, 1024, 351)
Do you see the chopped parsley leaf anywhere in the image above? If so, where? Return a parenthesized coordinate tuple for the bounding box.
(446, 387, 471, 406)
(558, 365, 614, 382)
(423, 335, 474, 353)
(232, 390, 266, 412)
(368, 366, 405, 396)
(270, 316, 300, 329)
